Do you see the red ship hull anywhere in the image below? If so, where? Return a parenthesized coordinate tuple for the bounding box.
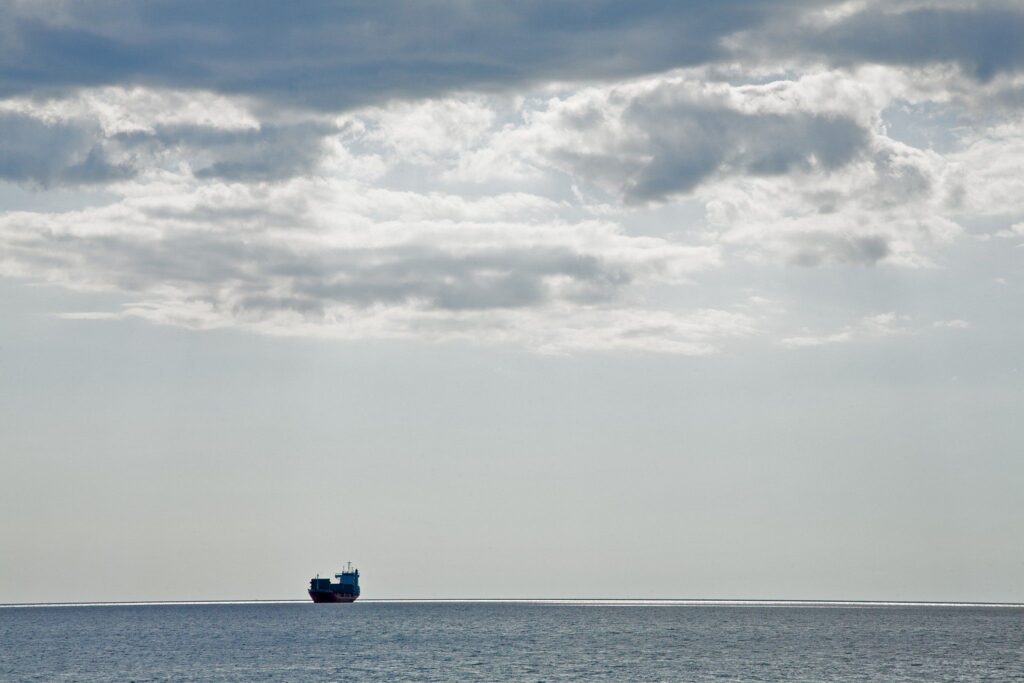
(309, 590, 358, 603)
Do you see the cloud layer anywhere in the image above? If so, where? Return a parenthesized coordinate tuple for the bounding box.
(0, 1, 803, 108)
(2, 1, 1022, 351)
(0, 112, 131, 185)
(5, 2, 1024, 108)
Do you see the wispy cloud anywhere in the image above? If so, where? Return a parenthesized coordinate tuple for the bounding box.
(781, 312, 968, 348)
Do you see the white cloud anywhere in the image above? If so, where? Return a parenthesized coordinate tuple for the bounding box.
(348, 97, 497, 164)
(0, 172, 734, 353)
(994, 223, 1024, 239)
(951, 122, 1024, 218)
(781, 312, 966, 348)
(68, 300, 756, 356)
(0, 87, 260, 135)
(425, 69, 986, 267)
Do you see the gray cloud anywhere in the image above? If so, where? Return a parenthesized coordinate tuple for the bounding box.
(537, 87, 869, 203)
(1, 0, 1018, 350)
(0, 189, 742, 351)
(787, 234, 890, 267)
(1, 212, 649, 319)
(802, 7, 1024, 81)
(623, 106, 867, 202)
(0, 113, 132, 186)
(116, 122, 335, 181)
(0, 1, 813, 110)
(5, 1, 1024, 115)
(0, 113, 333, 186)
(288, 247, 631, 312)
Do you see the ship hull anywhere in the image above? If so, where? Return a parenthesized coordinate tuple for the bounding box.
(308, 590, 358, 603)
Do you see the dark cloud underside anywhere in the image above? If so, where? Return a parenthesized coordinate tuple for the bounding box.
(803, 8, 1024, 80)
(6, 2, 1024, 112)
(4, 220, 640, 314)
(0, 1, 812, 109)
(0, 113, 132, 186)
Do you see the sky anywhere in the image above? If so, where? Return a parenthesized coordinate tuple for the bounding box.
(0, 0, 1022, 603)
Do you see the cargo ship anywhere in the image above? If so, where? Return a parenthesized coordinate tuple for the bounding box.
(308, 563, 360, 603)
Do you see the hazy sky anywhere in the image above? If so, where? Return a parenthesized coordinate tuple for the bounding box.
(1, 0, 1022, 603)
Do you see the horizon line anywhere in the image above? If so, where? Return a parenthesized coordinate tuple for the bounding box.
(3, 598, 1023, 609)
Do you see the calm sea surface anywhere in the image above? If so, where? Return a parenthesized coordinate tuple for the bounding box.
(1, 601, 1022, 682)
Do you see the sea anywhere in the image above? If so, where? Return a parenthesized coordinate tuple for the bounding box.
(1, 600, 1022, 682)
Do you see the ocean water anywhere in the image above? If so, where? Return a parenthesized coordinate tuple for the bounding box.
(1, 601, 1022, 682)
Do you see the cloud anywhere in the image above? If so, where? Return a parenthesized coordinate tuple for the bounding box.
(780, 312, 911, 348)
(0, 1, 806, 110)
(797, 6, 1024, 81)
(66, 302, 758, 356)
(0, 67, 994, 350)
(116, 122, 337, 181)
(780, 312, 966, 348)
(994, 223, 1024, 240)
(352, 97, 497, 164)
(0, 112, 132, 186)
(621, 104, 867, 202)
(5, 1, 1024, 116)
(0, 86, 259, 134)
(0, 176, 737, 353)
(785, 233, 889, 267)
(455, 75, 872, 203)
(695, 110, 964, 267)
(438, 70, 968, 267)
(947, 121, 1024, 218)
(2, 4, 1024, 353)
(0, 97, 340, 185)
